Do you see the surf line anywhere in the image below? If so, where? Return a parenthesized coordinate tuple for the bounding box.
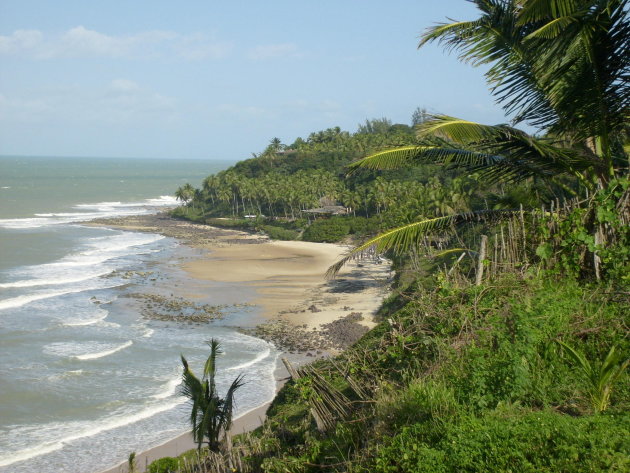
(75, 341, 133, 360)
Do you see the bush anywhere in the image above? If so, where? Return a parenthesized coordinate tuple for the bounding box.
(377, 380, 459, 431)
(170, 206, 205, 222)
(148, 457, 180, 473)
(204, 218, 255, 230)
(261, 225, 299, 240)
(347, 216, 381, 235)
(302, 217, 350, 242)
(375, 409, 630, 473)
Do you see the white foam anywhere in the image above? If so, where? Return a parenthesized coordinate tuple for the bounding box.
(62, 309, 108, 327)
(47, 369, 86, 382)
(0, 271, 110, 289)
(0, 398, 185, 467)
(0, 195, 178, 229)
(152, 378, 181, 400)
(0, 291, 71, 311)
(0, 284, 117, 311)
(0, 232, 164, 298)
(75, 341, 133, 360)
(143, 328, 155, 338)
(226, 348, 271, 372)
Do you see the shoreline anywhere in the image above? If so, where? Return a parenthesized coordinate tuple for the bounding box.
(89, 213, 392, 473)
(99, 357, 291, 473)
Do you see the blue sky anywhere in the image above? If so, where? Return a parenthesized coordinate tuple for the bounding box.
(0, 1, 511, 160)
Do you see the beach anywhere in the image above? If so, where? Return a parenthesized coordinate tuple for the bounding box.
(91, 213, 392, 473)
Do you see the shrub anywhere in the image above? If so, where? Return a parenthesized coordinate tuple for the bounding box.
(205, 218, 255, 229)
(375, 409, 630, 473)
(302, 217, 350, 242)
(346, 216, 383, 235)
(148, 457, 179, 473)
(377, 380, 459, 431)
(261, 225, 299, 240)
(170, 206, 205, 222)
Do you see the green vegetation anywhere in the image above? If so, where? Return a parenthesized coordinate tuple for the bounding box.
(159, 275, 629, 472)
(332, 0, 629, 277)
(181, 339, 244, 452)
(301, 218, 350, 243)
(161, 1, 628, 471)
(148, 457, 179, 473)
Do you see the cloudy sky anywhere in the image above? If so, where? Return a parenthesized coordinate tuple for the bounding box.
(0, 1, 510, 160)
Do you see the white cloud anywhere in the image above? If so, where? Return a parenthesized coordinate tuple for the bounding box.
(0, 80, 179, 125)
(0, 29, 43, 54)
(175, 33, 232, 60)
(109, 79, 140, 92)
(216, 103, 270, 119)
(287, 98, 340, 113)
(248, 43, 300, 60)
(0, 26, 231, 61)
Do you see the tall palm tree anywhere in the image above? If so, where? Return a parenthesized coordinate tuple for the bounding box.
(328, 0, 629, 276)
(181, 339, 244, 452)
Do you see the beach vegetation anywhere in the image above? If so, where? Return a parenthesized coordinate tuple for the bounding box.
(301, 217, 350, 243)
(556, 340, 629, 413)
(127, 452, 137, 473)
(181, 339, 245, 452)
(148, 456, 180, 473)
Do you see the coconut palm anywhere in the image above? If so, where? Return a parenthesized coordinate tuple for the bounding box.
(181, 339, 244, 452)
(175, 183, 195, 205)
(327, 0, 629, 276)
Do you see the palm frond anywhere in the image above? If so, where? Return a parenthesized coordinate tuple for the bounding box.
(417, 115, 509, 142)
(222, 374, 246, 432)
(351, 116, 592, 186)
(348, 144, 502, 174)
(181, 355, 204, 401)
(518, 0, 583, 24)
(556, 339, 592, 377)
(433, 247, 473, 258)
(327, 209, 518, 278)
(524, 16, 577, 39)
(347, 146, 434, 173)
(598, 345, 629, 390)
(204, 339, 221, 384)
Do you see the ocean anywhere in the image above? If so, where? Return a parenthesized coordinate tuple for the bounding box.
(0, 156, 279, 473)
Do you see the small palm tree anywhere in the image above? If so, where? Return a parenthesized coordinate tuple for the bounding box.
(556, 340, 629, 413)
(181, 339, 245, 452)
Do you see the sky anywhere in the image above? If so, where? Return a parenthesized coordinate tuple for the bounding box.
(0, 1, 512, 160)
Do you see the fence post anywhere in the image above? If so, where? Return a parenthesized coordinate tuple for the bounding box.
(476, 235, 488, 286)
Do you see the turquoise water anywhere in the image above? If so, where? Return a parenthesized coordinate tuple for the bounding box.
(0, 157, 278, 473)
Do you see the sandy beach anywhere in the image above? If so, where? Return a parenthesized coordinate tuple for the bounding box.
(90, 213, 392, 473)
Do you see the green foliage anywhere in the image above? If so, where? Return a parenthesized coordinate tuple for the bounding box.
(377, 380, 459, 432)
(331, 0, 629, 277)
(536, 178, 630, 282)
(204, 217, 256, 230)
(556, 341, 629, 413)
(181, 339, 244, 451)
(127, 452, 137, 473)
(301, 218, 350, 243)
(375, 409, 630, 473)
(347, 216, 381, 236)
(147, 457, 179, 473)
(261, 225, 299, 240)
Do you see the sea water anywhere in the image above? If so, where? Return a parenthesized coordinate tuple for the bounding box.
(0, 156, 279, 473)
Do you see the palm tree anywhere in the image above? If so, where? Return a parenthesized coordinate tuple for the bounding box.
(181, 339, 244, 452)
(328, 0, 629, 276)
